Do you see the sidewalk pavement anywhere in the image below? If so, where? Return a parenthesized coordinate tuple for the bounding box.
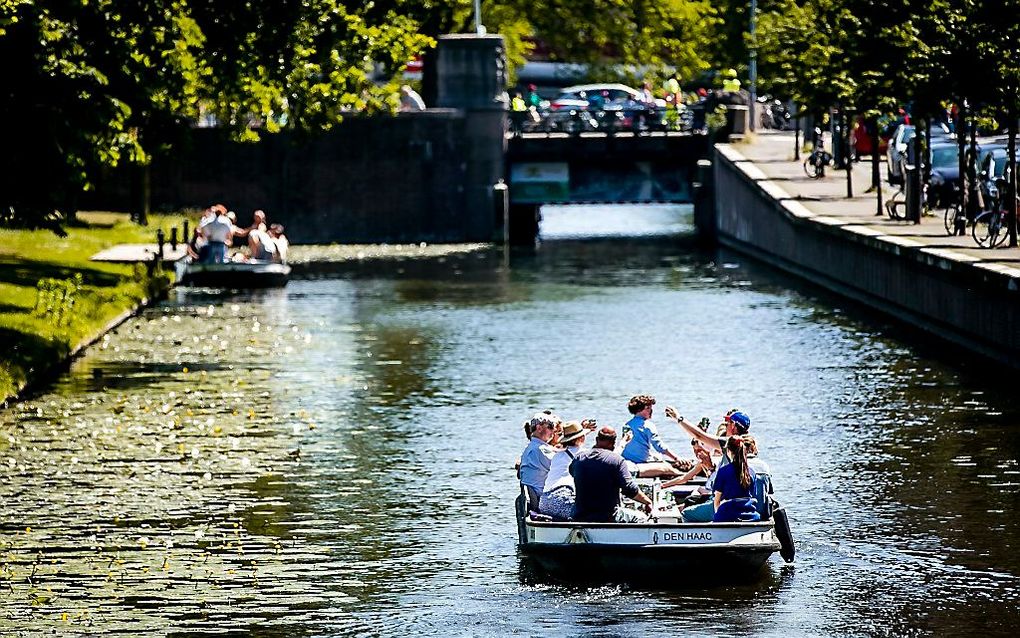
(733, 130, 1020, 269)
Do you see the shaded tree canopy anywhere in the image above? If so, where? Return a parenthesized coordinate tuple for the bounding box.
(0, 0, 432, 227)
(4, 0, 1020, 229)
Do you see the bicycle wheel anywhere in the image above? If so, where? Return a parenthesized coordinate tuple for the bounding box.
(803, 155, 820, 179)
(990, 212, 1010, 247)
(942, 203, 960, 235)
(886, 192, 907, 221)
(972, 211, 1006, 248)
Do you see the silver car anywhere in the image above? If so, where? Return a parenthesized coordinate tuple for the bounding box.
(887, 123, 953, 184)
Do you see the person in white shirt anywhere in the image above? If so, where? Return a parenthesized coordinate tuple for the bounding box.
(539, 421, 588, 520)
(199, 205, 233, 263)
(399, 85, 426, 111)
(268, 223, 288, 263)
(248, 226, 277, 262)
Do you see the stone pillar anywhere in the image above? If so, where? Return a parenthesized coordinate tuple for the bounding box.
(436, 34, 508, 242)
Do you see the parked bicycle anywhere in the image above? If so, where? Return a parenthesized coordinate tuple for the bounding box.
(971, 175, 1017, 248)
(803, 128, 833, 179)
(942, 200, 964, 235)
(756, 95, 791, 130)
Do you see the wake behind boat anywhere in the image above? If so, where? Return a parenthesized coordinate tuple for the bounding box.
(178, 259, 291, 288)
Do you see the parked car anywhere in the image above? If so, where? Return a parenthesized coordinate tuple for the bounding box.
(927, 142, 960, 208)
(544, 83, 666, 133)
(978, 145, 1010, 206)
(887, 122, 953, 184)
(548, 83, 662, 111)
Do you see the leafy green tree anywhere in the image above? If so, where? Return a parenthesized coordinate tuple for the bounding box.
(0, 1, 432, 229)
(1, 1, 206, 229)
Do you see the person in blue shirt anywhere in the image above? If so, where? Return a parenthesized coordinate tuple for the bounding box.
(664, 407, 755, 522)
(518, 411, 560, 509)
(620, 395, 691, 479)
(712, 436, 761, 522)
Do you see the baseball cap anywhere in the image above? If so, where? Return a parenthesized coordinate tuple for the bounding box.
(728, 411, 751, 433)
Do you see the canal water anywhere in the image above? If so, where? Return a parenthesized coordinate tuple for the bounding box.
(2, 204, 1019, 636)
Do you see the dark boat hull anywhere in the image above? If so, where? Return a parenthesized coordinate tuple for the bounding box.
(180, 262, 291, 288)
(521, 542, 777, 581)
(516, 495, 782, 582)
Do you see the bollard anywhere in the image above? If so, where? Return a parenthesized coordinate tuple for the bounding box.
(170, 227, 178, 251)
(905, 163, 922, 223)
(156, 228, 165, 258)
(493, 180, 509, 245)
(693, 159, 716, 242)
(794, 115, 800, 161)
(183, 220, 190, 244)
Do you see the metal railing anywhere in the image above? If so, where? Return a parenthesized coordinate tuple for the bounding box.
(508, 104, 705, 138)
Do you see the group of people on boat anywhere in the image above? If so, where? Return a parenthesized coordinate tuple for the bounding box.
(518, 395, 773, 525)
(189, 204, 289, 265)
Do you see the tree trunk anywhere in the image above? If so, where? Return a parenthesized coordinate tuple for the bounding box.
(421, 47, 439, 108)
(131, 163, 150, 226)
(845, 110, 853, 198)
(968, 116, 980, 223)
(922, 116, 933, 209)
(870, 116, 880, 188)
(794, 104, 800, 160)
(1008, 111, 1017, 247)
(956, 101, 968, 235)
(872, 117, 883, 215)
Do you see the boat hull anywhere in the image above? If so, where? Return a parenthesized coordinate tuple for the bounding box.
(521, 542, 778, 580)
(180, 262, 291, 288)
(516, 494, 781, 581)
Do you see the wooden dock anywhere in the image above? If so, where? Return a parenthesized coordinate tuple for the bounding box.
(90, 243, 189, 263)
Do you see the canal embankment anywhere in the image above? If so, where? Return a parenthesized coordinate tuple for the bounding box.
(0, 212, 185, 405)
(709, 131, 1020, 368)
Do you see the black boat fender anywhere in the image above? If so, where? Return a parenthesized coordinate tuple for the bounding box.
(771, 500, 796, 563)
(515, 491, 528, 545)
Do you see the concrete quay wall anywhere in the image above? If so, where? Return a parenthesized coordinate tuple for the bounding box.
(712, 144, 1020, 368)
(88, 110, 503, 245)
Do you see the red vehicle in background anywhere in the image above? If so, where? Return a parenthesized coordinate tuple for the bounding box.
(851, 116, 889, 159)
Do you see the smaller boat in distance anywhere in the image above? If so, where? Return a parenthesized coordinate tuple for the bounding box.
(178, 260, 291, 289)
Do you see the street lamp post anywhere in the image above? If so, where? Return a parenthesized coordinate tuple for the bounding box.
(474, 0, 485, 35)
(749, 0, 757, 132)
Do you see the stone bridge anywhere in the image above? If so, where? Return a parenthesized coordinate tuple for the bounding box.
(505, 131, 710, 241)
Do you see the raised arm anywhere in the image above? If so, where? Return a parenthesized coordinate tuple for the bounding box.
(661, 461, 707, 488)
(664, 405, 722, 452)
(647, 424, 684, 464)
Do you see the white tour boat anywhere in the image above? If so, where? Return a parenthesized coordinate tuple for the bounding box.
(515, 480, 795, 580)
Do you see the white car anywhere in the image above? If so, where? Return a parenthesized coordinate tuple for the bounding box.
(887, 122, 953, 184)
(887, 124, 914, 185)
(549, 83, 666, 111)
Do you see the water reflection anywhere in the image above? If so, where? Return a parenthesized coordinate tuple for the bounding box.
(2, 204, 1019, 635)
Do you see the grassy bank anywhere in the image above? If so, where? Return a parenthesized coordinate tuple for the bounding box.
(0, 212, 187, 404)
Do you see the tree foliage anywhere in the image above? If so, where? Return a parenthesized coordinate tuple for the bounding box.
(5, 0, 1020, 230)
(1, 0, 432, 228)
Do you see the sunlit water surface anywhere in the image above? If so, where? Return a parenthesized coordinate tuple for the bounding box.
(2, 204, 1019, 637)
